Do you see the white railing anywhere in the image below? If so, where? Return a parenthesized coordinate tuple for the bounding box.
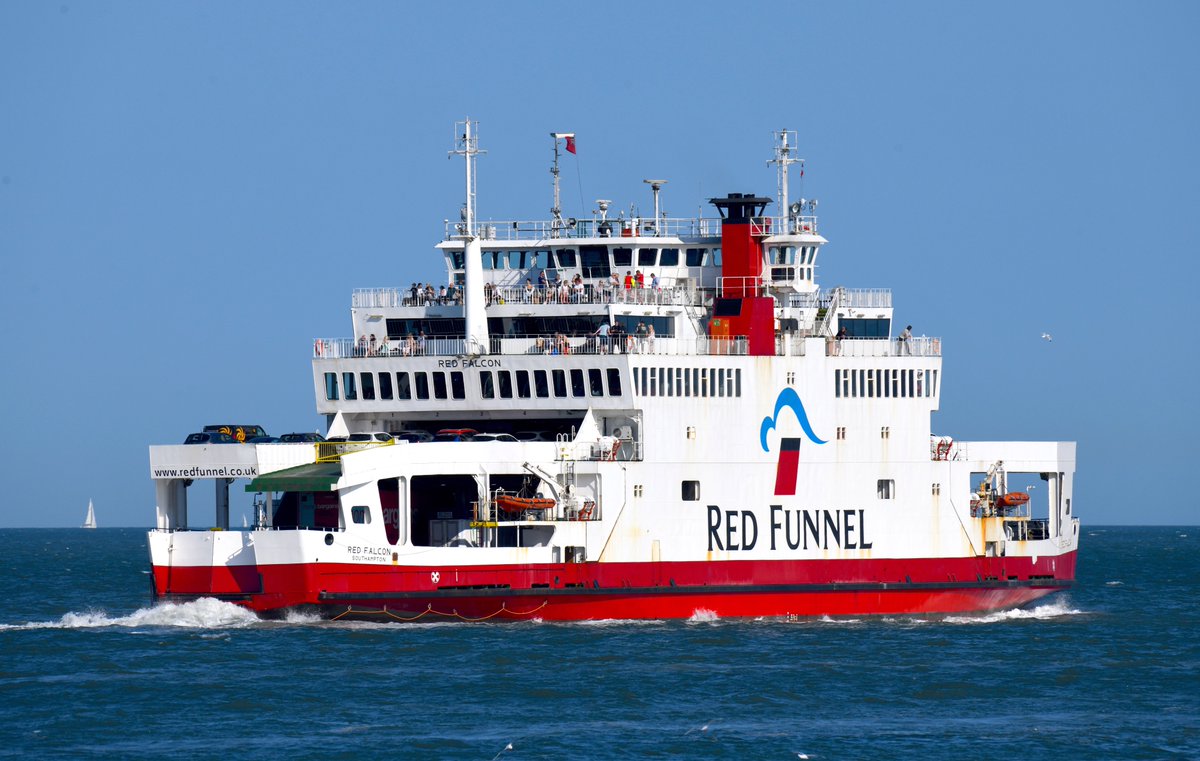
(826, 337, 941, 357)
(447, 216, 726, 241)
(784, 288, 892, 310)
(314, 334, 752, 358)
(489, 284, 705, 307)
(750, 216, 820, 236)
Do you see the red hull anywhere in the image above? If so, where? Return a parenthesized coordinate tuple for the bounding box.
(151, 551, 1076, 621)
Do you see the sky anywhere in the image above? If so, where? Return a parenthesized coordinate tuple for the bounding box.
(1, 1, 1197, 527)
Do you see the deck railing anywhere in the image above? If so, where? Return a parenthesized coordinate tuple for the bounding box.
(314, 335, 753, 358)
(829, 337, 941, 357)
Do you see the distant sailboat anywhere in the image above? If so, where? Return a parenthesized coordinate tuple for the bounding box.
(82, 498, 97, 529)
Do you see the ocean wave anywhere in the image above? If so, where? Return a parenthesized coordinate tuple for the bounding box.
(687, 608, 720, 623)
(0, 597, 261, 631)
(942, 599, 1083, 625)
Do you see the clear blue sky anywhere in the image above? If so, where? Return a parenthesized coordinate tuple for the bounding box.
(1, 1, 1196, 527)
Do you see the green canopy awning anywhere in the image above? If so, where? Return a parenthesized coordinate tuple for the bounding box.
(246, 461, 342, 493)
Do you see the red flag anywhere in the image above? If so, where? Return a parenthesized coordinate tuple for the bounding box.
(565, 135, 576, 154)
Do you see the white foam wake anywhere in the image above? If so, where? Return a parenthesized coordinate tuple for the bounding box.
(687, 608, 720, 622)
(0, 597, 261, 631)
(943, 599, 1083, 625)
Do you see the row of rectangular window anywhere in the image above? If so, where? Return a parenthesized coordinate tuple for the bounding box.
(633, 367, 742, 398)
(835, 368, 938, 399)
(324, 368, 623, 402)
(480, 368, 621, 399)
(325, 371, 467, 402)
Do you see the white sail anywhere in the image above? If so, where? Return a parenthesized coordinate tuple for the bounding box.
(82, 498, 97, 529)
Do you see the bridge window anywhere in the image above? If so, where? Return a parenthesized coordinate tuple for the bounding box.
(660, 248, 679, 266)
(324, 373, 339, 401)
(570, 369, 586, 397)
(555, 248, 576, 267)
(516, 370, 532, 398)
(342, 372, 357, 400)
(685, 248, 706, 267)
(498, 370, 513, 399)
(432, 372, 447, 400)
(534, 370, 549, 398)
(480, 371, 495, 399)
(396, 372, 411, 400)
(552, 369, 567, 397)
(379, 372, 393, 400)
(414, 373, 429, 400)
(638, 248, 657, 266)
(606, 368, 622, 396)
(613, 247, 632, 267)
(450, 372, 465, 400)
(360, 372, 375, 400)
(589, 369, 604, 396)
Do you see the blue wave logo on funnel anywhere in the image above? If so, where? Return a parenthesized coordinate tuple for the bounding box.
(761, 388, 826, 496)
(760, 388, 827, 452)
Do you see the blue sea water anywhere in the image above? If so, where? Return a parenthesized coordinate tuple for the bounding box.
(0, 527, 1196, 760)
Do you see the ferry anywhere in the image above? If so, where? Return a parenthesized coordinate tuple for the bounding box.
(147, 123, 1079, 621)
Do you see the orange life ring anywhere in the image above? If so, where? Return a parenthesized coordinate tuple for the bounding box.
(314, 339, 325, 357)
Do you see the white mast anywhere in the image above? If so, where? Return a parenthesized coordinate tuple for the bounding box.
(768, 129, 802, 232)
(450, 120, 489, 354)
(643, 179, 667, 235)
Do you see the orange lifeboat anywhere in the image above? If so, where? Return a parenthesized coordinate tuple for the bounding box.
(494, 495, 556, 513)
(995, 492, 1030, 509)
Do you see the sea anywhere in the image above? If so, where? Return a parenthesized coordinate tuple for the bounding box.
(0, 527, 1196, 760)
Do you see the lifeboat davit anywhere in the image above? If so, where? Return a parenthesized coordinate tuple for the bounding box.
(494, 495, 556, 513)
(995, 492, 1030, 508)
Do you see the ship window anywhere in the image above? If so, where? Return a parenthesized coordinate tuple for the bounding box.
(881, 427, 890, 439)
(607, 368, 622, 396)
(451, 371, 465, 400)
(396, 372, 411, 400)
(415, 373, 429, 400)
(449, 250, 465, 269)
(432, 372, 448, 400)
(637, 248, 657, 266)
(837, 426, 846, 440)
(516, 370, 532, 398)
(508, 250, 526, 269)
(532, 250, 550, 268)
(351, 506, 370, 524)
(343, 372, 357, 400)
(878, 479, 894, 499)
(498, 371, 513, 399)
(360, 372, 376, 400)
(552, 369, 567, 397)
(660, 248, 679, 266)
(685, 248, 706, 267)
(712, 248, 721, 266)
(580, 245, 611, 279)
(570, 369, 586, 397)
(588, 368, 604, 396)
(932, 483, 941, 495)
(717, 369, 726, 398)
(666, 368, 673, 396)
(534, 370, 549, 398)
(648, 369, 656, 397)
(613, 247, 633, 267)
(480, 371, 495, 399)
(735, 369, 741, 397)
(555, 248, 576, 267)
(682, 481, 700, 501)
(481, 250, 501, 270)
(834, 369, 841, 398)
(324, 373, 339, 401)
(379, 372, 393, 400)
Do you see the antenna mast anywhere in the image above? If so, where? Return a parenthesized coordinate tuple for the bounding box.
(768, 129, 802, 232)
(450, 119, 486, 236)
(550, 132, 574, 238)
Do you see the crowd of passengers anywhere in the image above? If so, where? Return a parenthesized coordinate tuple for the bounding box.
(353, 318, 658, 358)
(403, 271, 667, 307)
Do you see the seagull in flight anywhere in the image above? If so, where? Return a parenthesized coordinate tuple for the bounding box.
(1041, 333, 1053, 342)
